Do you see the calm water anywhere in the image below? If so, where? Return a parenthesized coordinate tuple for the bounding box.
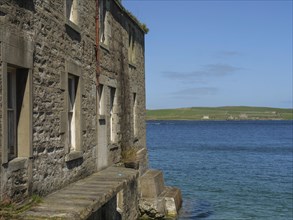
(146, 120, 293, 220)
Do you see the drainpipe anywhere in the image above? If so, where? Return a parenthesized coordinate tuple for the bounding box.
(95, 0, 100, 85)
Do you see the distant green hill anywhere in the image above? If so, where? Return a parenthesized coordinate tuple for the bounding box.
(146, 106, 293, 120)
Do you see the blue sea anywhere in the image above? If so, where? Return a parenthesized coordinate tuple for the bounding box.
(146, 120, 293, 220)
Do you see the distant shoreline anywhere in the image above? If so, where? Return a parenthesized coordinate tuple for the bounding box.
(146, 106, 293, 121)
(147, 119, 293, 121)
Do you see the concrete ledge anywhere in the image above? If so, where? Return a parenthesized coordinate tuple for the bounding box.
(140, 169, 165, 198)
(7, 157, 28, 172)
(65, 20, 81, 34)
(136, 148, 148, 175)
(138, 169, 182, 219)
(139, 197, 165, 219)
(21, 166, 139, 220)
(128, 61, 137, 69)
(161, 186, 182, 217)
(98, 114, 106, 120)
(100, 42, 110, 52)
(65, 151, 83, 162)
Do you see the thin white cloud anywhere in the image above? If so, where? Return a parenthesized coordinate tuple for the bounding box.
(171, 87, 219, 98)
(162, 63, 242, 83)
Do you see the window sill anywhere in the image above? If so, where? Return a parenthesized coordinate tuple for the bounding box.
(98, 114, 106, 120)
(128, 62, 137, 69)
(100, 43, 110, 52)
(7, 157, 28, 172)
(65, 151, 83, 162)
(65, 20, 81, 34)
(109, 143, 119, 151)
(133, 137, 139, 143)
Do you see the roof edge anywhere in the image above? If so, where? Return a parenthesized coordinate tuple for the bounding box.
(113, 0, 149, 34)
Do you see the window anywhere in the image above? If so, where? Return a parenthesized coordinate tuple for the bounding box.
(133, 93, 137, 137)
(68, 74, 77, 151)
(7, 67, 17, 161)
(110, 87, 116, 143)
(4, 66, 31, 162)
(66, 0, 78, 25)
(99, 0, 105, 43)
(99, 0, 110, 46)
(117, 190, 124, 215)
(1, 34, 33, 165)
(61, 62, 82, 161)
(128, 27, 136, 63)
(98, 84, 105, 115)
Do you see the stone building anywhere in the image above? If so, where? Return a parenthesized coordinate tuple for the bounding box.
(0, 0, 181, 219)
(0, 0, 98, 202)
(97, 0, 148, 175)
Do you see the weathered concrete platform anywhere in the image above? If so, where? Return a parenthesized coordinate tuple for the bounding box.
(21, 166, 139, 220)
(139, 169, 182, 219)
(161, 186, 182, 217)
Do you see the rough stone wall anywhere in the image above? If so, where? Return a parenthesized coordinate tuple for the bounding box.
(0, 0, 97, 201)
(87, 196, 120, 220)
(0, 46, 2, 166)
(98, 0, 147, 169)
(121, 178, 139, 219)
(88, 182, 139, 220)
(0, 0, 147, 208)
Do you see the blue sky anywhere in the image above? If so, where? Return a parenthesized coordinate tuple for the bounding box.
(123, 0, 292, 109)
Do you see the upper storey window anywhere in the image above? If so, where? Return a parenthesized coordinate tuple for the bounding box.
(99, 0, 110, 46)
(65, 0, 78, 26)
(128, 26, 136, 64)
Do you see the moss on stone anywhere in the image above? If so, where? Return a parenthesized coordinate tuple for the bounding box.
(0, 195, 42, 219)
(121, 148, 138, 162)
(114, 0, 149, 34)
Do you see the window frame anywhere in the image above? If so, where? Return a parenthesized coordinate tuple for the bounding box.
(109, 87, 116, 143)
(0, 31, 33, 168)
(61, 62, 84, 162)
(1, 64, 33, 165)
(7, 67, 17, 161)
(128, 26, 136, 64)
(64, 0, 81, 34)
(65, 0, 79, 26)
(132, 93, 138, 138)
(68, 74, 77, 152)
(98, 84, 105, 116)
(99, 0, 111, 48)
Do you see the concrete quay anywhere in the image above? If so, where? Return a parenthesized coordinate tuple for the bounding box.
(139, 170, 182, 219)
(21, 166, 139, 220)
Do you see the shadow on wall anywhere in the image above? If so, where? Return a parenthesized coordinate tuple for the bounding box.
(65, 25, 82, 42)
(66, 157, 84, 169)
(13, 0, 35, 11)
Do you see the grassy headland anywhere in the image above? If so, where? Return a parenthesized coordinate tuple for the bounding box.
(146, 106, 293, 121)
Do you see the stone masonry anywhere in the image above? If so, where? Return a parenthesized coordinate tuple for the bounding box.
(0, 0, 181, 219)
(0, 0, 97, 202)
(97, 0, 147, 175)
